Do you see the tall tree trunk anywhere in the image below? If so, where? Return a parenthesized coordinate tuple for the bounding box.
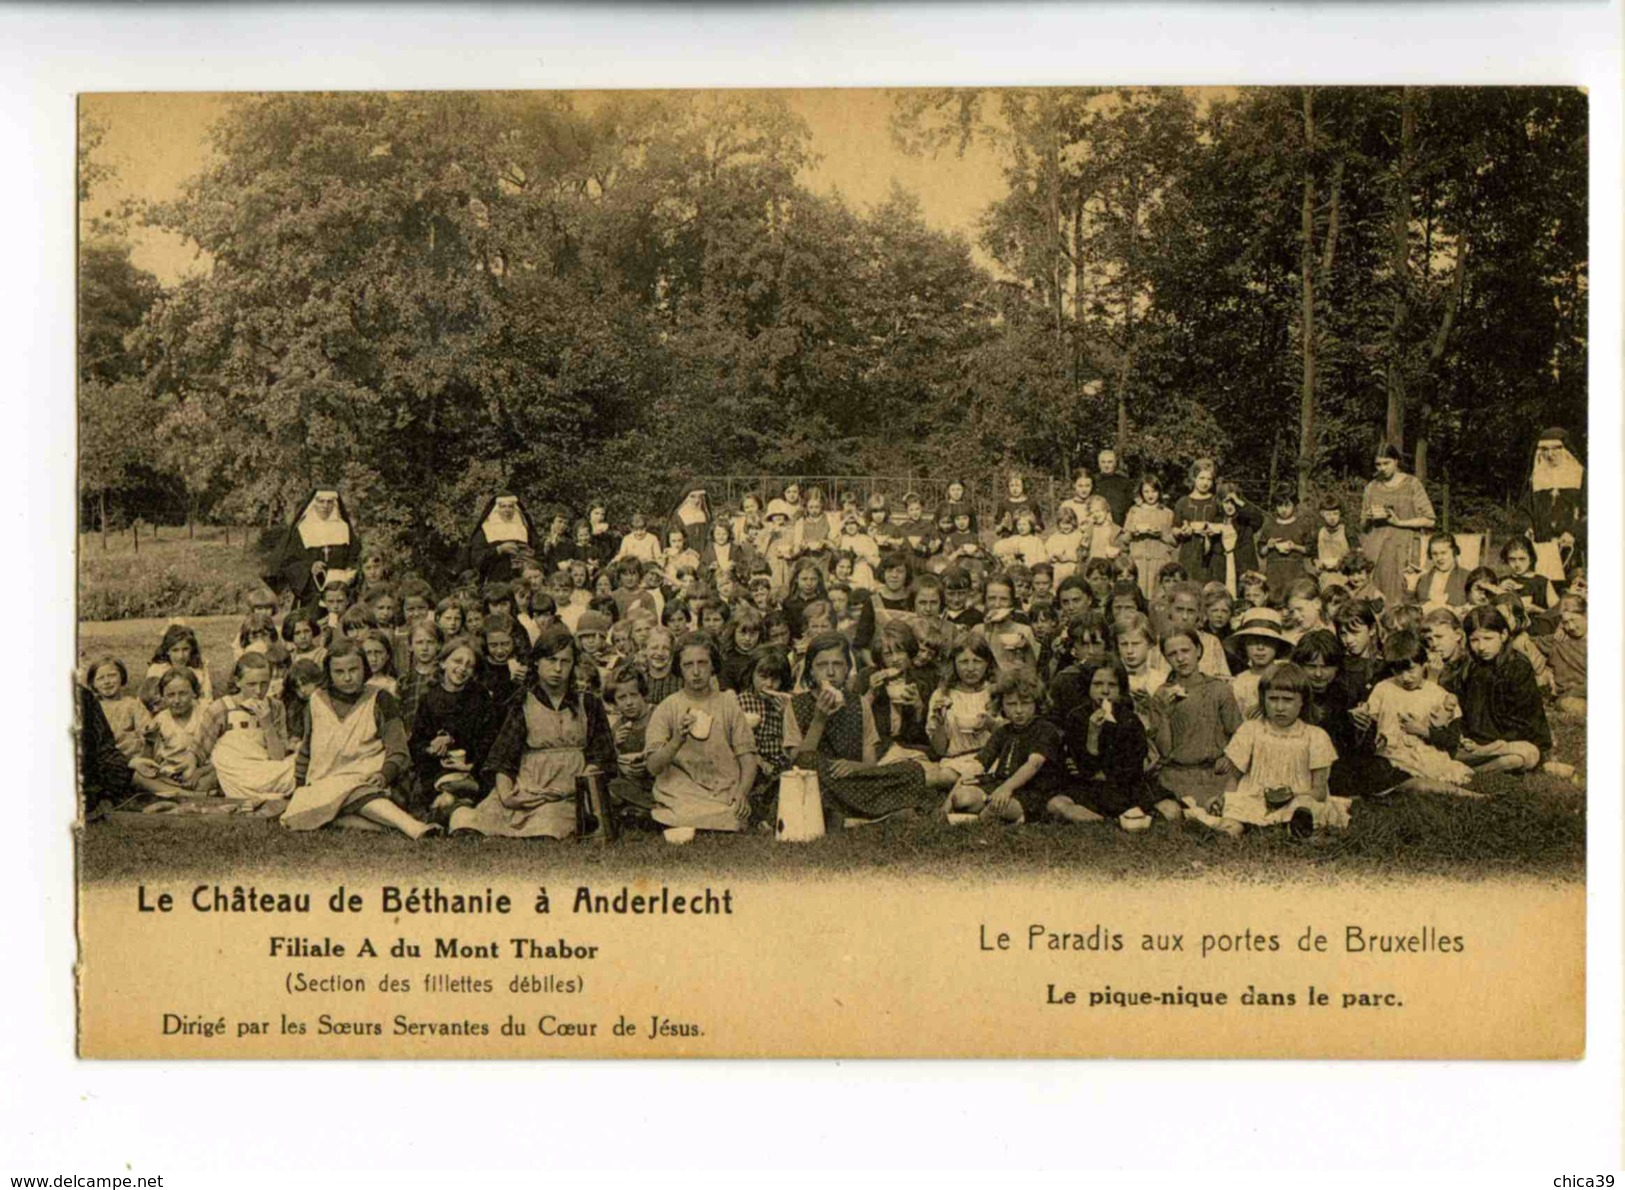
(1116, 328, 1134, 457)
(1384, 86, 1416, 452)
(1072, 201, 1084, 325)
(1072, 199, 1085, 393)
(1046, 105, 1064, 337)
(1414, 237, 1469, 485)
(1116, 195, 1138, 458)
(1297, 88, 1318, 504)
(99, 488, 108, 551)
(1320, 157, 1344, 279)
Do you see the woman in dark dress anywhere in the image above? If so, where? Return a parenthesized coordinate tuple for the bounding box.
(668, 487, 712, 547)
(1517, 426, 1586, 582)
(270, 488, 360, 609)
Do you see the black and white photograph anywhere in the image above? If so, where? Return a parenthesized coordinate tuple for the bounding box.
(76, 86, 1587, 886)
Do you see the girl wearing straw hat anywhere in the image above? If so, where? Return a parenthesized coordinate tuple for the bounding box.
(1226, 607, 1295, 721)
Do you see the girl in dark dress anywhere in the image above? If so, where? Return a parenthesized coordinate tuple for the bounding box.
(478, 611, 530, 706)
(586, 504, 619, 573)
(946, 667, 1065, 826)
(411, 635, 500, 821)
(783, 632, 943, 828)
(1291, 629, 1417, 798)
(874, 551, 915, 614)
(1333, 599, 1385, 699)
(1216, 481, 1264, 593)
(994, 474, 1046, 537)
(1259, 489, 1316, 601)
(858, 619, 935, 757)
(1054, 659, 1172, 829)
(1448, 606, 1552, 775)
(1172, 458, 1225, 585)
(782, 560, 828, 640)
(1497, 538, 1558, 614)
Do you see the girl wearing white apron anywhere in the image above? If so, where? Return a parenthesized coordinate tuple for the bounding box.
(282, 640, 436, 838)
(450, 623, 616, 839)
(194, 654, 295, 804)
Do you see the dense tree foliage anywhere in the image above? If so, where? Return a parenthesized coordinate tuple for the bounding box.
(78, 239, 164, 538)
(80, 87, 1587, 574)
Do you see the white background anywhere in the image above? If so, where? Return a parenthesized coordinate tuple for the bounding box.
(1, 2, 1620, 1177)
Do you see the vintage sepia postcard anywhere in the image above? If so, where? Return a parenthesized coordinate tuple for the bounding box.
(75, 86, 1587, 1059)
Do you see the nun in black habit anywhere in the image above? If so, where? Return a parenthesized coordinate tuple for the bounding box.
(668, 487, 712, 544)
(1517, 427, 1587, 581)
(463, 493, 537, 587)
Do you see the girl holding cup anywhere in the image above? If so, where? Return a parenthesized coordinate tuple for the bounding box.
(192, 652, 294, 807)
(1172, 458, 1226, 585)
(410, 635, 499, 822)
(645, 633, 759, 840)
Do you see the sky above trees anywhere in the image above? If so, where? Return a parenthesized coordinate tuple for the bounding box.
(81, 89, 1014, 286)
(78, 87, 1586, 577)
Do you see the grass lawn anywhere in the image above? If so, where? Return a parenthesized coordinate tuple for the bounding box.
(78, 776, 1585, 886)
(76, 613, 1587, 886)
(78, 528, 269, 621)
(78, 614, 244, 694)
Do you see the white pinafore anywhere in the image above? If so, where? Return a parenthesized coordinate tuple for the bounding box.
(210, 696, 296, 803)
(451, 693, 584, 838)
(281, 689, 387, 831)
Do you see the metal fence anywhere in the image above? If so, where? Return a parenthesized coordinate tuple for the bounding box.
(689, 471, 1464, 534)
(692, 473, 1284, 521)
(690, 475, 1070, 524)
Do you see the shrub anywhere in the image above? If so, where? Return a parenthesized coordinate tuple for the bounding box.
(78, 534, 268, 620)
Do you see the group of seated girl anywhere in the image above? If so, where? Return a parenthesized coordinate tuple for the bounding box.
(80, 472, 1585, 842)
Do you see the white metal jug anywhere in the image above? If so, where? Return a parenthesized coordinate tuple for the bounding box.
(775, 768, 825, 843)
